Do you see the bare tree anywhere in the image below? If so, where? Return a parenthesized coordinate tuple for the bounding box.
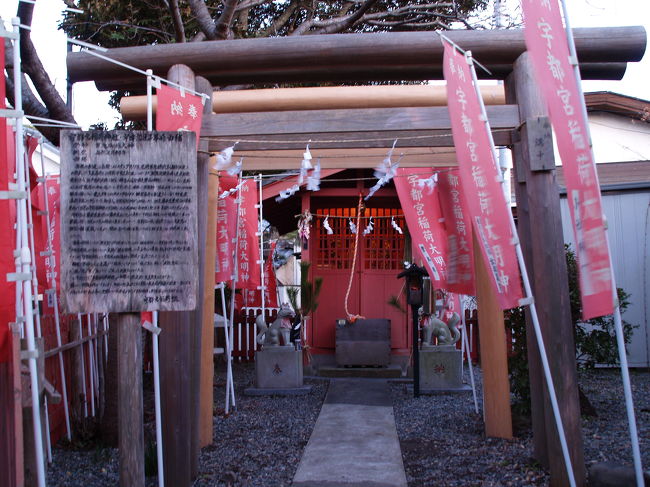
(5, 0, 489, 144)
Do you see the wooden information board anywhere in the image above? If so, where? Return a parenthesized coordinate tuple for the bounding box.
(60, 130, 198, 314)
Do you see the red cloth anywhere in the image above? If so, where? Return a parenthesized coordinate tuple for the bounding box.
(394, 168, 448, 288)
(0, 37, 15, 361)
(522, 0, 613, 319)
(437, 169, 475, 295)
(243, 241, 278, 308)
(215, 178, 238, 283)
(235, 180, 261, 290)
(155, 84, 204, 149)
(443, 40, 523, 310)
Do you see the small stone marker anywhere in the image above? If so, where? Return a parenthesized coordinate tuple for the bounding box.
(60, 130, 198, 314)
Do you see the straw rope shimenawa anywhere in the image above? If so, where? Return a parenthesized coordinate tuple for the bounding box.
(344, 195, 366, 323)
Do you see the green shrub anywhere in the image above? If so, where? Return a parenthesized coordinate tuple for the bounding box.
(507, 244, 637, 414)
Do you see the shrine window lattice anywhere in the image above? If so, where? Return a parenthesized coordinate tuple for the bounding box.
(314, 207, 405, 271)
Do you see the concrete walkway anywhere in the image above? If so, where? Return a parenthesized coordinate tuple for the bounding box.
(292, 378, 408, 487)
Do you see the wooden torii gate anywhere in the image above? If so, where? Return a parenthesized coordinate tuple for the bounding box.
(67, 25, 646, 487)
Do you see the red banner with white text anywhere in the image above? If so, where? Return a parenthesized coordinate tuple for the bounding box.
(156, 84, 203, 148)
(443, 40, 523, 310)
(243, 240, 279, 308)
(394, 169, 448, 287)
(0, 38, 14, 361)
(215, 175, 239, 283)
(35, 175, 61, 313)
(438, 168, 475, 295)
(522, 0, 613, 319)
(236, 180, 261, 290)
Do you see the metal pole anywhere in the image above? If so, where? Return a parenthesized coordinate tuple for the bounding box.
(467, 50, 577, 487)
(38, 157, 71, 440)
(461, 297, 479, 414)
(412, 304, 420, 398)
(146, 69, 165, 487)
(228, 178, 243, 406)
(77, 313, 88, 417)
(12, 17, 46, 487)
(86, 314, 96, 417)
(257, 174, 265, 349)
(559, 4, 644, 484)
(217, 283, 235, 413)
(22, 134, 52, 463)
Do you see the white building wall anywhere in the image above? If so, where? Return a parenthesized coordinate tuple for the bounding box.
(560, 191, 650, 367)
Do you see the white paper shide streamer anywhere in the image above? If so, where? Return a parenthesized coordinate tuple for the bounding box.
(417, 173, 438, 194)
(215, 144, 238, 171)
(349, 218, 357, 234)
(366, 140, 400, 201)
(323, 216, 333, 235)
(363, 216, 374, 236)
(391, 216, 403, 234)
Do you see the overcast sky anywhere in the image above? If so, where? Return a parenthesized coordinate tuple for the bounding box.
(1, 0, 648, 129)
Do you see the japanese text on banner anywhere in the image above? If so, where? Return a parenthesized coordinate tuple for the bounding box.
(156, 84, 203, 149)
(394, 168, 447, 287)
(438, 169, 475, 295)
(236, 180, 261, 290)
(442, 40, 523, 310)
(521, 0, 613, 319)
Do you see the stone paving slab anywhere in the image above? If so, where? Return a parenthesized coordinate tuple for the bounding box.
(292, 379, 408, 487)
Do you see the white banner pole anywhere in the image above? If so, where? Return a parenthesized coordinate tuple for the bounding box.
(466, 49, 576, 487)
(147, 68, 165, 487)
(12, 17, 46, 487)
(559, 4, 644, 484)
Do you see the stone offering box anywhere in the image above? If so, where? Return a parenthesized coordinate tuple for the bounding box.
(335, 319, 391, 367)
(246, 348, 311, 396)
(420, 345, 470, 392)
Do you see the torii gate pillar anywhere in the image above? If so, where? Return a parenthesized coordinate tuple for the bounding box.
(506, 53, 586, 486)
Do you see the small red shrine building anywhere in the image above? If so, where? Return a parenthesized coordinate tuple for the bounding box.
(262, 169, 411, 367)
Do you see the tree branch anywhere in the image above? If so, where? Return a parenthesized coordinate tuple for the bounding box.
(188, 0, 218, 39)
(299, 0, 380, 35)
(259, 0, 299, 37)
(16, 1, 76, 144)
(166, 0, 186, 43)
(214, 0, 239, 40)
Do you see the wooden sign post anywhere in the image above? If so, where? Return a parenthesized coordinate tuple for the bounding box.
(60, 130, 198, 487)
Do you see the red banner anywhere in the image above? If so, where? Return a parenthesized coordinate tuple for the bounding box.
(156, 84, 204, 148)
(0, 39, 14, 362)
(394, 168, 448, 287)
(443, 40, 523, 310)
(522, 0, 613, 319)
(438, 168, 475, 295)
(34, 175, 62, 313)
(243, 241, 279, 308)
(236, 180, 261, 290)
(215, 194, 237, 283)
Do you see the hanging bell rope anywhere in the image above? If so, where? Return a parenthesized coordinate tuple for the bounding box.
(344, 195, 366, 323)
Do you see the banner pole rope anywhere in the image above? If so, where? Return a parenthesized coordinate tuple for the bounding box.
(146, 68, 165, 487)
(466, 49, 577, 487)
(11, 17, 46, 487)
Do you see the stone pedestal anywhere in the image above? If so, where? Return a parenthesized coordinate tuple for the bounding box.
(419, 345, 468, 392)
(245, 348, 311, 395)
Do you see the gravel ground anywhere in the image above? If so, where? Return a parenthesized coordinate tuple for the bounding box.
(393, 367, 650, 487)
(46, 362, 649, 486)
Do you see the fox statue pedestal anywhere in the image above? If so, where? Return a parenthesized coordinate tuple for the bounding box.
(245, 347, 312, 396)
(419, 345, 471, 393)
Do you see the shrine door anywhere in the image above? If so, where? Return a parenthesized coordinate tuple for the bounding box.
(310, 201, 408, 353)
